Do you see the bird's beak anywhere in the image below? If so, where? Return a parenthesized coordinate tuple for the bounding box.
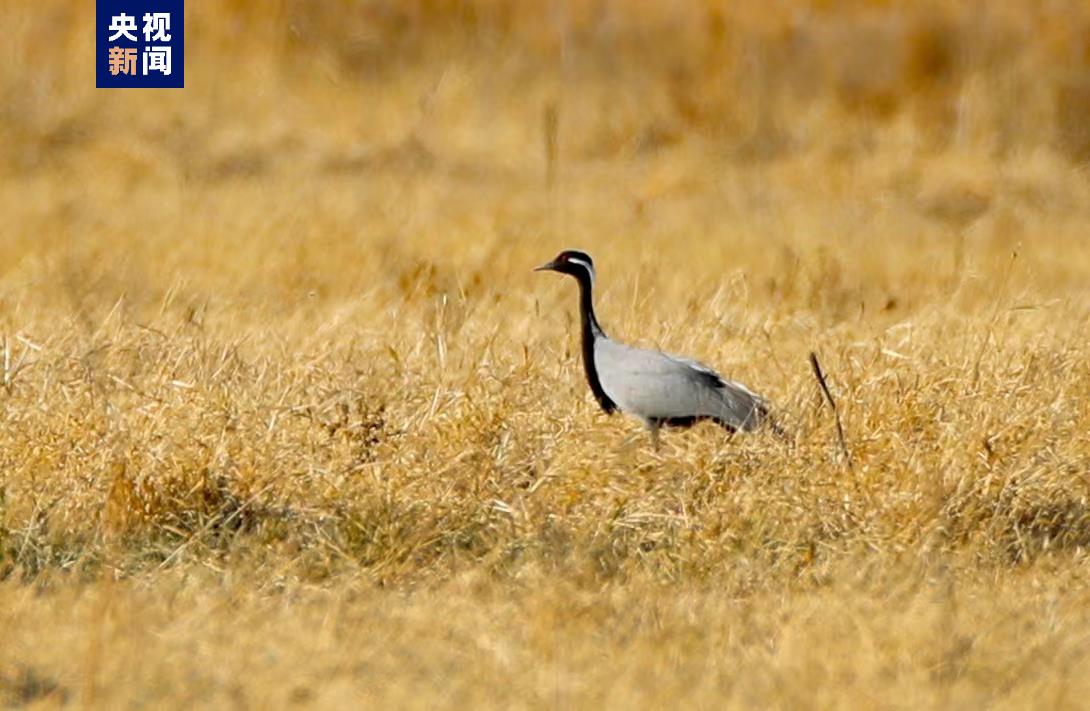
(534, 260, 559, 273)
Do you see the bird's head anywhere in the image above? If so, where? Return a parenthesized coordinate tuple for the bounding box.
(534, 249, 595, 284)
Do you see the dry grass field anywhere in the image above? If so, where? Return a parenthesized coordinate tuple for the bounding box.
(4, 0, 1090, 707)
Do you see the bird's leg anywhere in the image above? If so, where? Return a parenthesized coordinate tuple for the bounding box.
(647, 420, 661, 452)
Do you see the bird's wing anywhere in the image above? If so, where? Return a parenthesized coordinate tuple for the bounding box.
(595, 339, 767, 430)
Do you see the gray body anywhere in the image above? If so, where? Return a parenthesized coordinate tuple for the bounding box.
(594, 337, 766, 433)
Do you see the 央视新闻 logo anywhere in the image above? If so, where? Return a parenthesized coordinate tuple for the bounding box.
(97, 0, 184, 88)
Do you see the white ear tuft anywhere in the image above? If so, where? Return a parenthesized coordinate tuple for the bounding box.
(567, 257, 595, 285)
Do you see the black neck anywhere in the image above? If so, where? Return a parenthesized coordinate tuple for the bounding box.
(575, 273, 616, 414)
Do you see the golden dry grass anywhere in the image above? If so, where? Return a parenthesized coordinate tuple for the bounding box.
(4, 0, 1090, 707)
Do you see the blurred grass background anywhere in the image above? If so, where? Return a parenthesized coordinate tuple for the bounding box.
(10, 0, 1090, 167)
(6, 0, 1090, 312)
(4, 1, 1090, 708)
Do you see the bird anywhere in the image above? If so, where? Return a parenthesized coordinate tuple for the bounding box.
(535, 249, 773, 449)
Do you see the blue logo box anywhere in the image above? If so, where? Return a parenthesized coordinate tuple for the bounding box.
(96, 0, 184, 88)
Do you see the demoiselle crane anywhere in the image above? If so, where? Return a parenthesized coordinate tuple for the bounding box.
(535, 249, 773, 448)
